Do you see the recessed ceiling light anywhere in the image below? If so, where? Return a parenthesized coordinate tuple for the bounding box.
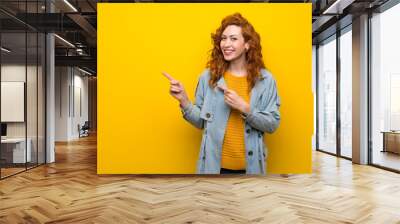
(63, 0, 78, 12)
(1, 47, 11, 53)
(54, 34, 75, 48)
(78, 67, 93, 76)
(323, 0, 355, 15)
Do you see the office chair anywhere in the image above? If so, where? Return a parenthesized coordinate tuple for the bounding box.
(79, 121, 90, 138)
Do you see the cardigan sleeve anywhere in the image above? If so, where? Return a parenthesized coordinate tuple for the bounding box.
(245, 77, 280, 133)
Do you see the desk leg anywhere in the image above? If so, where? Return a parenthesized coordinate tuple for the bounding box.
(382, 133, 386, 152)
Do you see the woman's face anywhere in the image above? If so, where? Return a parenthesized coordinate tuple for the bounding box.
(220, 25, 249, 62)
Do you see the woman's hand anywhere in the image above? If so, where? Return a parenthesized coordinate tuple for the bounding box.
(218, 85, 250, 114)
(162, 72, 190, 108)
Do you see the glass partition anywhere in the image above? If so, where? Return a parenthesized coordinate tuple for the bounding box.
(1, 30, 28, 177)
(339, 28, 352, 158)
(317, 35, 337, 155)
(0, 1, 46, 179)
(371, 3, 400, 171)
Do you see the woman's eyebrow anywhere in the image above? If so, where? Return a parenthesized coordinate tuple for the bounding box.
(221, 34, 239, 37)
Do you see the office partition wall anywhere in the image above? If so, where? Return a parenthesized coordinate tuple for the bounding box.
(0, 1, 46, 179)
(0, 31, 28, 177)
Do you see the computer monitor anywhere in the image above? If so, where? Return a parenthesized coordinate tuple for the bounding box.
(1, 123, 7, 137)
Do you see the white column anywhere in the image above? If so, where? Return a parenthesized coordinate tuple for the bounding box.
(46, 33, 55, 163)
(45, 1, 55, 163)
(352, 14, 369, 164)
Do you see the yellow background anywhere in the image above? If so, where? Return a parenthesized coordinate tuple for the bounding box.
(98, 3, 312, 174)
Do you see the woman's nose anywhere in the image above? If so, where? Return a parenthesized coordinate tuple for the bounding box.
(222, 40, 231, 47)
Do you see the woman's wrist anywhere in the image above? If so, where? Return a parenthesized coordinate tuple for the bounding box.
(240, 104, 250, 120)
(179, 98, 190, 109)
(241, 103, 250, 114)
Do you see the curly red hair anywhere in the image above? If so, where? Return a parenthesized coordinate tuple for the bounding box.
(207, 13, 265, 90)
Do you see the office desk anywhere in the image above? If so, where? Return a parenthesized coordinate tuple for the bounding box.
(381, 131, 400, 154)
(1, 138, 32, 163)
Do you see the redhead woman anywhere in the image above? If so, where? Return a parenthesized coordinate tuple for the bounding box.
(163, 13, 280, 175)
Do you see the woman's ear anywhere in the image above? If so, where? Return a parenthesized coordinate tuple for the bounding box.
(245, 42, 250, 51)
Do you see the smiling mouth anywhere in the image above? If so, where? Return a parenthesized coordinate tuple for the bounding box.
(223, 49, 234, 55)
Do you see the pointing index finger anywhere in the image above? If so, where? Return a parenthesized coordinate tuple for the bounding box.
(162, 71, 175, 82)
(217, 84, 228, 92)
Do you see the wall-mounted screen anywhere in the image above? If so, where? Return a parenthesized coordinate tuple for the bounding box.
(1, 82, 25, 122)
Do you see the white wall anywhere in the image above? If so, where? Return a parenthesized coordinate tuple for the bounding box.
(55, 67, 89, 141)
(55, 66, 69, 141)
(72, 72, 89, 138)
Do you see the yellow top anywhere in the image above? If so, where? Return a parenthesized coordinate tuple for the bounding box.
(221, 72, 250, 170)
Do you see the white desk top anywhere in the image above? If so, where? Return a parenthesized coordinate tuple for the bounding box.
(1, 138, 28, 143)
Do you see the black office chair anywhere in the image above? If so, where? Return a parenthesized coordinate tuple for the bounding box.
(79, 121, 90, 138)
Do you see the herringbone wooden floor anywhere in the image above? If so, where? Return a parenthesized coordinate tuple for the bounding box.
(1, 134, 400, 224)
